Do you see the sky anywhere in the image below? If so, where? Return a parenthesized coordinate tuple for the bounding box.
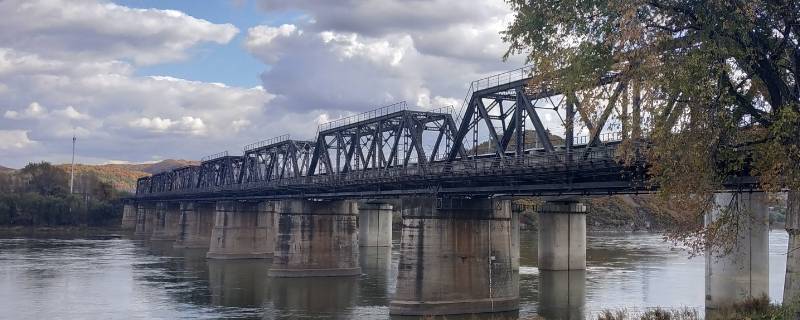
(0, 0, 531, 168)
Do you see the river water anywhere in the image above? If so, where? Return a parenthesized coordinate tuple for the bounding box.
(0, 230, 789, 319)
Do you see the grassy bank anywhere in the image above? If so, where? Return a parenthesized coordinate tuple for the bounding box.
(598, 296, 798, 320)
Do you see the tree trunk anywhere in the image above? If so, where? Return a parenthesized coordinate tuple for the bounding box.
(785, 191, 800, 307)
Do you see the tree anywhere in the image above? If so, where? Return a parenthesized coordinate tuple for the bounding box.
(19, 162, 69, 196)
(503, 0, 798, 303)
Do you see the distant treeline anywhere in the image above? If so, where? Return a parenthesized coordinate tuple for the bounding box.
(0, 162, 129, 227)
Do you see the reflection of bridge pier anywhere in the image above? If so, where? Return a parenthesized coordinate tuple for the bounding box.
(538, 270, 586, 320)
(270, 276, 358, 317)
(390, 196, 519, 316)
(358, 246, 393, 306)
(705, 192, 769, 310)
(207, 260, 271, 308)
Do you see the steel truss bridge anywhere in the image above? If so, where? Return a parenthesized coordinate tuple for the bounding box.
(134, 66, 752, 201)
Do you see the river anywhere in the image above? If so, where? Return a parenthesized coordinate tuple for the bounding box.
(0, 230, 788, 319)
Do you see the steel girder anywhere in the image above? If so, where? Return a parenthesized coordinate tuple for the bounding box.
(240, 138, 315, 185)
(307, 108, 463, 175)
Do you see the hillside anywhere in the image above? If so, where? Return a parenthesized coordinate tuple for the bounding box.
(56, 159, 199, 193)
(0, 165, 14, 173)
(469, 130, 566, 154)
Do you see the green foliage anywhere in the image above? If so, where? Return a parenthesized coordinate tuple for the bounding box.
(0, 161, 123, 227)
(503, 0, 799, 251)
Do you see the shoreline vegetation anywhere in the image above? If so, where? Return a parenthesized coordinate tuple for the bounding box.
(0, 162, 126, 228)
(598, 296, 798, 320)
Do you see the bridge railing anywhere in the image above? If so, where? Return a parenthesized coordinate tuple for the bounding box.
(243, 134, 289, 152)
(201, 151, 229, 162)
(573, 131, 623, 145)
(317, 101, 407, 133)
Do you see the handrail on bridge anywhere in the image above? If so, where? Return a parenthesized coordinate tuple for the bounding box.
(317, 101, 407, 132)
(573, 132, 623, 145)
(201, 151, 229, 162)
(243, 134, 290, 152)
(455, 65, 535, 130)
(424, 105, 455, 116)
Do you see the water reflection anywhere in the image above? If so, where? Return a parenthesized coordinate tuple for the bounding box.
(390, 311, 520, 320)
(0, 230, 791, 319)
(207, 260, 270, 308)
(538, 270, 586, 320)
(269, 276, 359, 319)
(359, 247, 393, 306)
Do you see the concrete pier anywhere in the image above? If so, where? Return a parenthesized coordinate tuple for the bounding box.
(390, 197, 519, 316)
(150, 202, 181, 241)
(134, 203, 156, 237)
(358, 202, 393, 247)
(269, 199, 361, 277)
(705, 192, 769, 309)
(511, 207, 520, 270)
(538, 201, 587, 271)
(121, 204, 137, 230)
(206, 201, 274, 259)
(173, 202, 215, 249)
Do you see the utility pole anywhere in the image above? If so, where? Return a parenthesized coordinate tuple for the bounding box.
(70, 133, 76, 194)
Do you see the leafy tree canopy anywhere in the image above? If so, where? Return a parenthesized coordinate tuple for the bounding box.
(503, 0, 799, 252)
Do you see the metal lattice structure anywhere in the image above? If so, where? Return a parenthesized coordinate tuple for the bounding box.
(135, 66, 752, 200)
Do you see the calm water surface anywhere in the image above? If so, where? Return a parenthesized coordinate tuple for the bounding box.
(0, 230, 789, 319)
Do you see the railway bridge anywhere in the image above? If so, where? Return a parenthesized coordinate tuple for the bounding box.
(124, 66, 767, 316)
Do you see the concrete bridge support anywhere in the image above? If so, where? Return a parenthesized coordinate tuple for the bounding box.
(151, 202, 181, 241)
(173, 202, 216, 249)
(134, 202, 156, 237)
(705, 192, 769, 309)
(389, 196, 519, 316)
(538, 201, 587, 271)
(206, 201, 274, 259)
(121, 204, 137, 230)
(269, 199, 361, 277)
(358, 202, 393, 247)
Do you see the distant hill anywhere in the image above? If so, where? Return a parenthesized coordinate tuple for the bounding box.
(0, 165, 14, 173)
(56, 159, 199, 193)
(469, 130, 566, 155)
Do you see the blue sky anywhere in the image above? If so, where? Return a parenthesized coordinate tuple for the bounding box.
(118, 0, 301, 87)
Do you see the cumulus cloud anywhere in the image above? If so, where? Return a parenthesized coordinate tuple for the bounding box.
(0, 130, 36, 150)
(0, 1, 272, 166)
(4, 102, 46, 119)
(0, 0, 239, 65)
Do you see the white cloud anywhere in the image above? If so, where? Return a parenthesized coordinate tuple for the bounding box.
(4, 102, 46, 119)
(0, 0, 239, 65)
(232, 119, 251, 132)
(0, 130, 36, 149)
(130, 117, 174, 132)
(54, 106, 90, 120)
